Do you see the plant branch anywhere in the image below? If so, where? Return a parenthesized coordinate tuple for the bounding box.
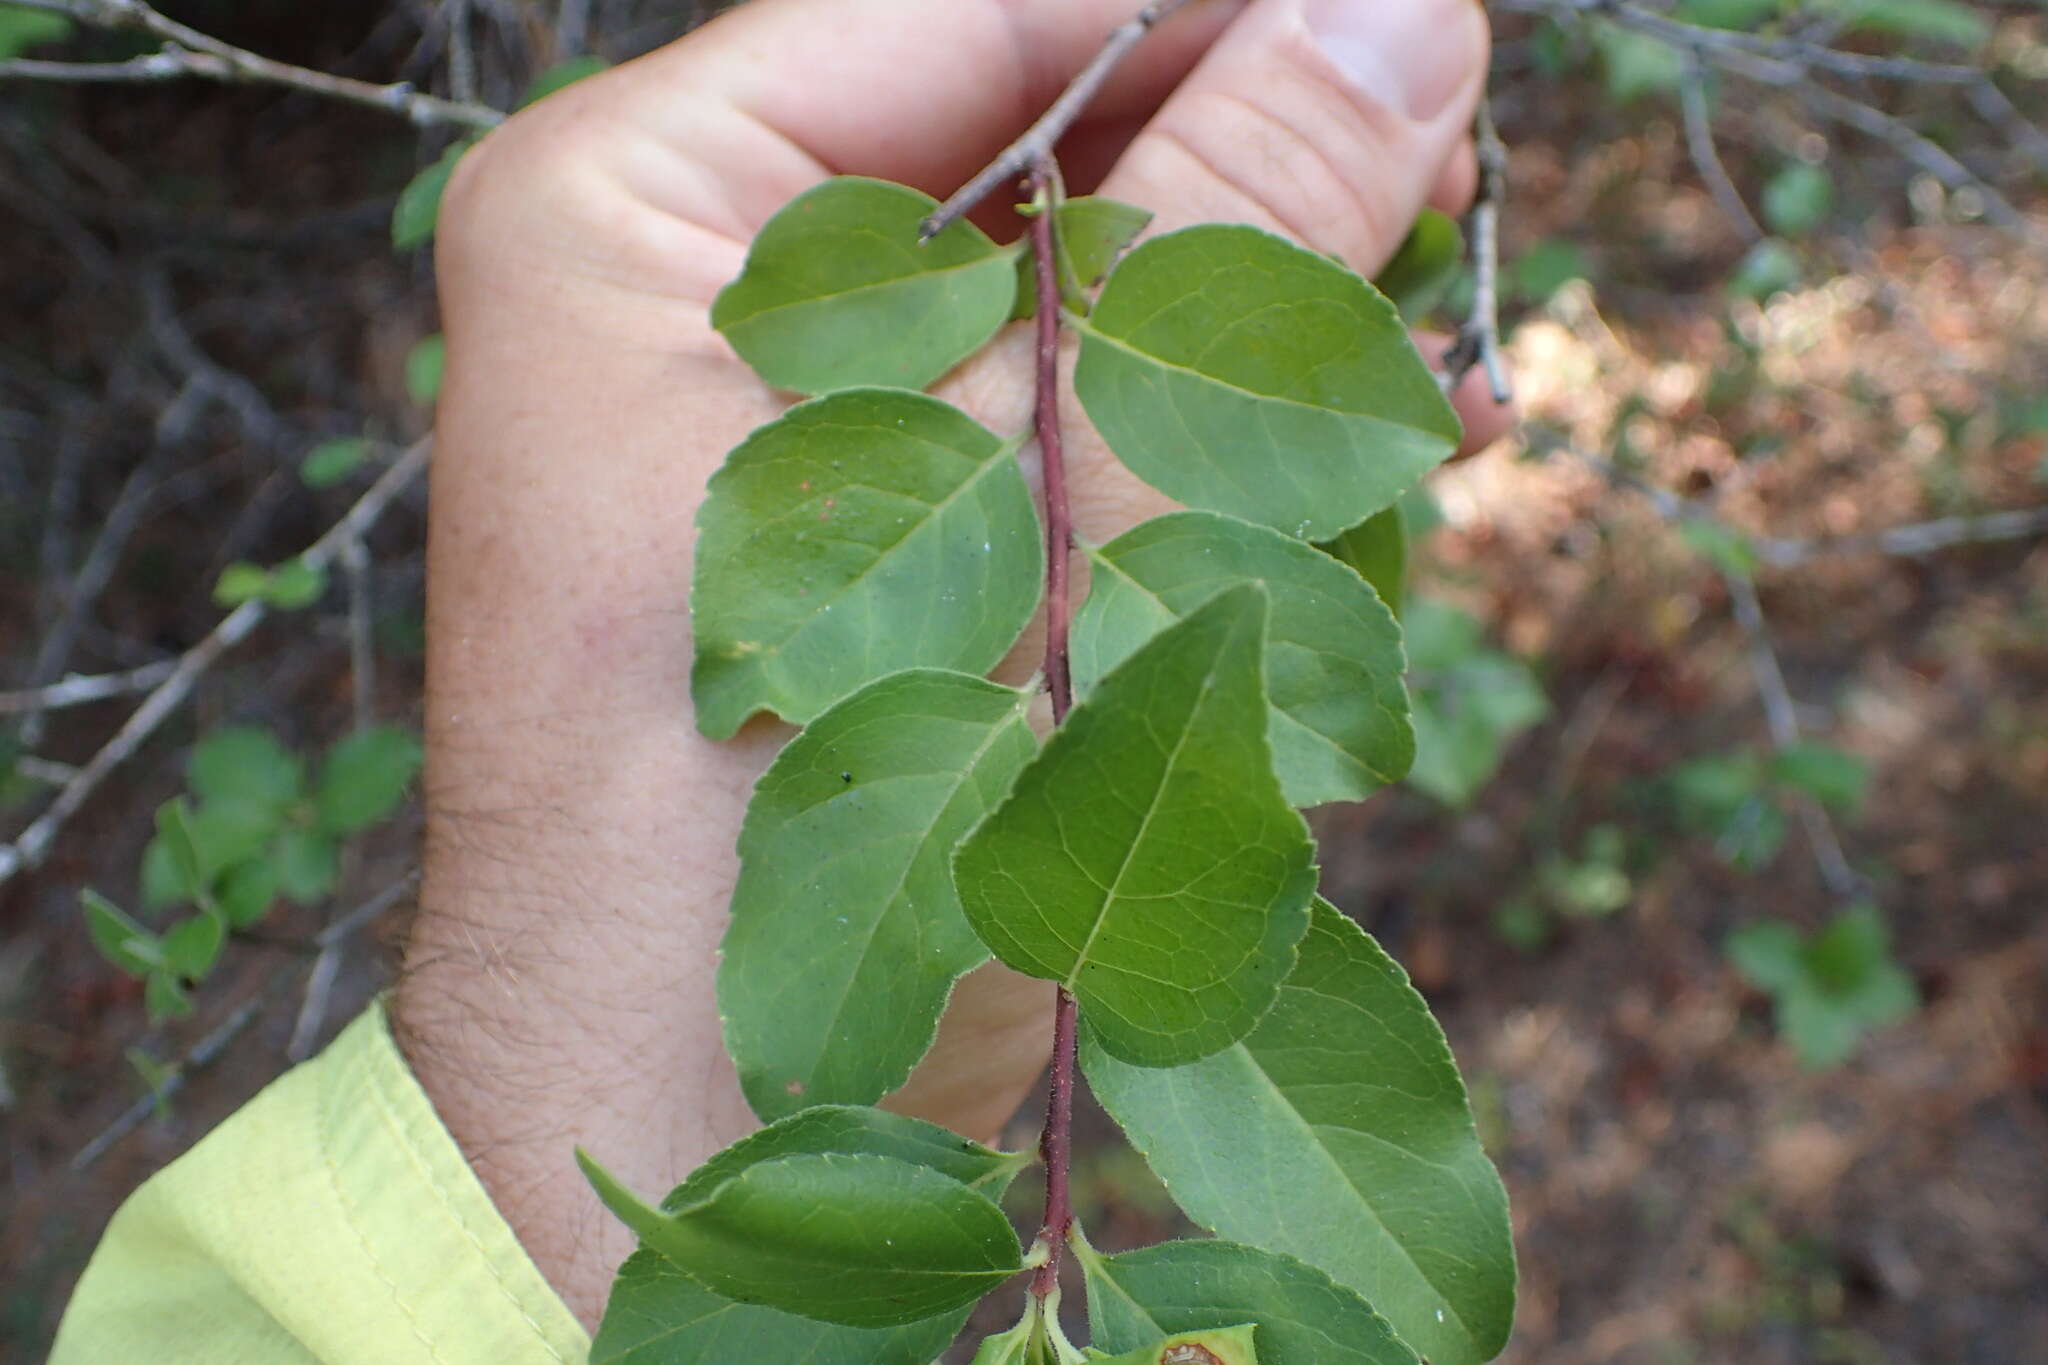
(69, 872, 417, 1172)
(0, 439, 429, 889)
(1677, 58, 1763, 242)
(0, 659, 175, 715)
(1755, 505, 2048, 567)
(919, 0, 1195, 241)
(1442, 98, 1512, 405)
(1023, 157, 1082, 1306)
(0, 0, 501, 130)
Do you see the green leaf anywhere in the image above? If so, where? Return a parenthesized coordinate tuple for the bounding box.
(1079, 1239, 1419, 1365)
(1403, 602, 1548, 807)
(664, 1105, 1028, 1208)
(405, 334, 446, 405)
(578, 1150, 1021, 1327)
(722, 670, 1037, 1120)
(0, 5, 70, 61)
(1085, 900, 1515, 1365)
(1507, 238, 1590, 303)
(590, 1105, 1020, 1363)
(955, 585, 1317, 1067)
(301, 437, 374, 489)
(155, 799, 207, 909)
(711, 177, 1017, 395)
(213, 562, 271, 608)
(1727, 238, 1803, 301)
(1073, 225, 1461, 540)
(144, 969, 192, 1022)
(1014, 196, 1155, 319)
(392, 140, 475, 250)
(160, 911, 226, 981)
(1761, 163, 1834, 237)
(125, 1046, 175, 1120)
(519, 55, 608, 106)
(191, 726, 304, 812)
(217, 858, 280, 928)
(270, 827, 340, 903)
(1593, 20, 1686, 102)
(314, 725, 423, 835)
(1810, 0, 1988, 46)
(592, 1249, 972, 1365)
(1090, 1325, 1259, 1365)
(1316, 507, 1406, 620)
(1677, 519, 1759, 578)
(1072, 512, 1412, 807)
(1769, 741, 1868, 814)
(266, 557, 328, 610)
(1730, 907, 1917, 1068)
(1372, 209, 1464, 323)
(82, 890, 163, 975)
(689, 388, 1043, 738)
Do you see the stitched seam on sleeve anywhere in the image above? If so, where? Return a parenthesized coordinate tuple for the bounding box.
(322, 1038, 453, 1365)
(360, 1020, 574, 1362)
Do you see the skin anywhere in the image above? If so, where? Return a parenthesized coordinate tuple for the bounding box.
(395, 0, 1501, 1329)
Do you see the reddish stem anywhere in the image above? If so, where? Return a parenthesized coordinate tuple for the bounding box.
(1025, 158, 1080, 1304)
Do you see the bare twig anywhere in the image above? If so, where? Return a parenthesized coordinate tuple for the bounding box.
(342, 535, 375, 734)
(919, 0, 1196, 241)
(0, 660, 176, 715)
(1756, 505, 2048, 567)
(556, 0, 592, 57)
(0, 439, 430, 889)
(70, 872, 418, 1172)
(1442, 98, 1513, 405)
(442, 0, 479, 107)
(1678, 59, 1764, 242)
(0, 0, 501, 130)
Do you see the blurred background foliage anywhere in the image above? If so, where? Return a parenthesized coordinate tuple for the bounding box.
(2, 1, 2045, 1361)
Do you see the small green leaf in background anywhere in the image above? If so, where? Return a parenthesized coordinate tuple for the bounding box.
(1403, 601, 1548, 808)
(160, 910, 226, 980)
(314, 725, 422, 835)
(271, 826, 340, 903)
(1316, 505, 1407, 620)
(1071, 511, 1412, 808)
(392, 140, 476, 250)
(217, 859, 281, 928)
(1677, 518, 1760, 578)
(955, 585, 1317, 1068)
(1372, 209, 1464, 323)
(1080, 1239, 1420, 1365)
(689, 388, 1043, 739)
(155, 799, 207, 908)
(519, 55, 608, 107)
(82, 890, 162, 976)
(0, 4, 71, 60)
(1593, 20, 1686, 102)
(125, 1046, 175, 1120)
(721, 671, 1037, 1121)
(1507, 238, 1591, 304)
(1092, 1326, 1260, 1365)
(1727, 238, 1804, 300)
(213, 559, 328, 611)
(1769, 741, 1869, 814)
(1073, 224, 1460, 541)
(579, 1150, 1022, 1327)
(143, 969, 192, 1021)
(1811, 0, 1988, 46)
(1084, 901, 1515, 1365)
(711, 177, 1017, 395)
(1675, 0, 1787, 30)
(405, 333, 446, 404)
(1727, 906, 1917, 1067)
(301, 437, 373, 488)
(1762, 163, 1835, 236)
(191, 726, 304, 812)
(1012, 195, 1155, 319)
(1665, 752, 1792, 870)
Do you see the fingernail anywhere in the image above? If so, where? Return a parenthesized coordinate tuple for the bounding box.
(1304, 0, 1481, 121)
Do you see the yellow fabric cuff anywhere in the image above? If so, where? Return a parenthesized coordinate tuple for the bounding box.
(52, 998, 591, 1364)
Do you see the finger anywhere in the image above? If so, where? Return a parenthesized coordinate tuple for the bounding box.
(593, 0, 1246, 229)
(1429, 139, 1480, 218)
(1096, 0, 1490, 277)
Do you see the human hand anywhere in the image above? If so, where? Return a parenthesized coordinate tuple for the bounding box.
(395, 0, 1498, 1327)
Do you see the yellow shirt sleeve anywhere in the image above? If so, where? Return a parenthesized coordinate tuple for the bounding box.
(52, 998, 592, 1364)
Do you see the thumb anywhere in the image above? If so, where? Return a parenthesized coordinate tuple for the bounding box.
(1098, 0, 1489, 276)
